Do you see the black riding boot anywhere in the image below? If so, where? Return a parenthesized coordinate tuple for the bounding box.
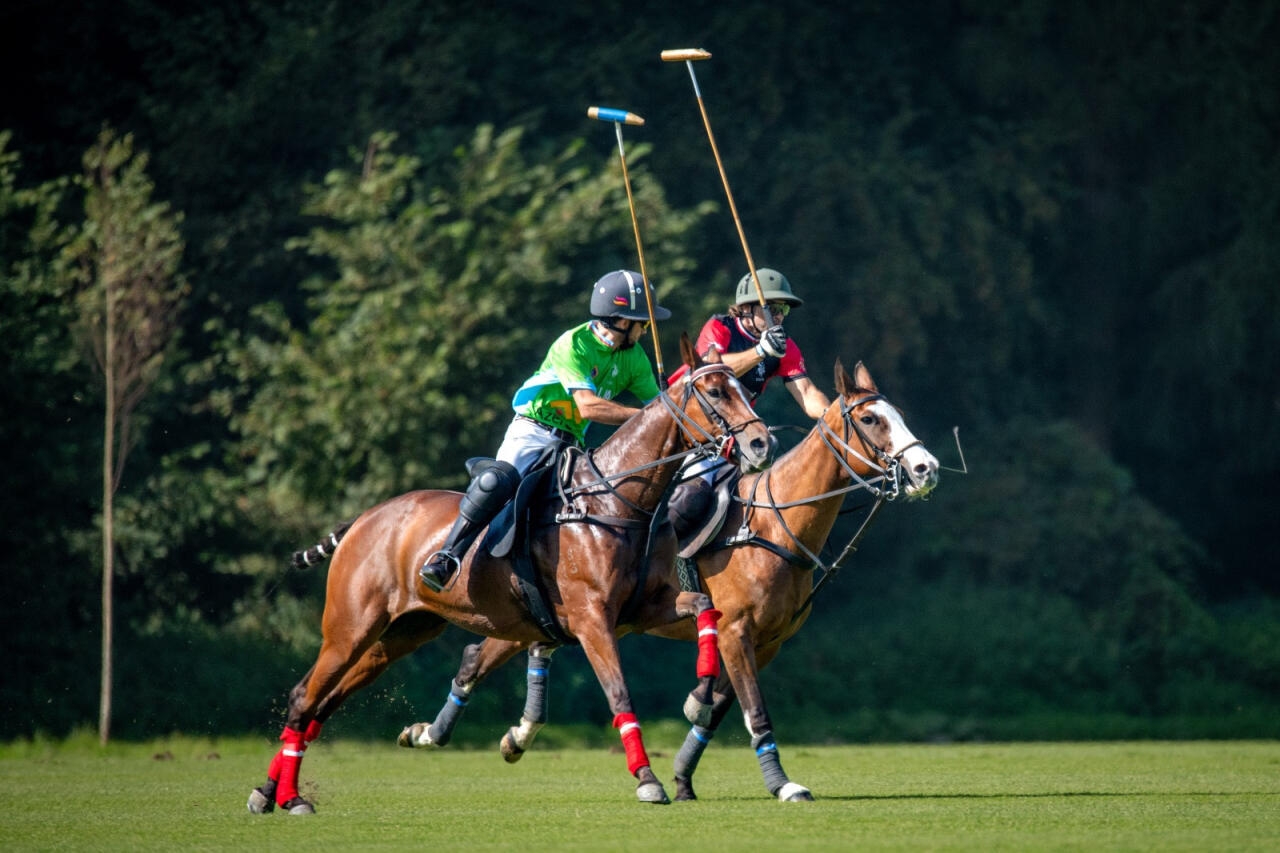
(421, 459, 520, 592)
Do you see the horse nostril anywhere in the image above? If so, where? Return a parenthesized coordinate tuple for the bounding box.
(751, 438, 769, 455)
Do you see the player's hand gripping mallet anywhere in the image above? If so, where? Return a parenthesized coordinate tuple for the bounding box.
(587, 106, 666, 383)
(661, 48, 767, 309)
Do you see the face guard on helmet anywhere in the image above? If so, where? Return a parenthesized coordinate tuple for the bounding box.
(591, 270, 671, 322)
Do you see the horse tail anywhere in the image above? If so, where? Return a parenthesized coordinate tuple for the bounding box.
(291, 520, 355, 569)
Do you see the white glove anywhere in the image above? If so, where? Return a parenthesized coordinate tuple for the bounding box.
(755, 325, 788, 358)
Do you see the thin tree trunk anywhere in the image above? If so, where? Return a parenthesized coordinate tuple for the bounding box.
(99, 275, 115, 746)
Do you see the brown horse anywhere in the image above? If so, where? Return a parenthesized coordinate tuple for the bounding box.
(401, 359, 939, 801)
(246, 335, 774, 814)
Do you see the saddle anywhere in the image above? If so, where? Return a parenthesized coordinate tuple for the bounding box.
(480, 448, 559, 561)
(673, 471, 737, 559)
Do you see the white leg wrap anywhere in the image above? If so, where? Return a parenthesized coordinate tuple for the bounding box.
(509, 717, 544, 751)
(777, 782, 812, 802)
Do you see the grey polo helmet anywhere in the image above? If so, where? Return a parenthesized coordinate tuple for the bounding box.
(735, 268, 803, 307)
(590, 270, 671, 321)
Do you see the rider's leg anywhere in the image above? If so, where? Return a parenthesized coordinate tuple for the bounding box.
(420, 459, 520, 592)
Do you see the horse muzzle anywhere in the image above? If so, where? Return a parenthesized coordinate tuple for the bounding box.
(732, 426, 775, 474)
(901, 448, 940, 498)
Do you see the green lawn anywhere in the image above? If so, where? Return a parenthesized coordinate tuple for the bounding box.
(2, 734, 1277, 851)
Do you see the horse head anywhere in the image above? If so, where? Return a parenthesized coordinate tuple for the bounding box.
(675, 333, 774, 473)
(830, 359, 939, 498)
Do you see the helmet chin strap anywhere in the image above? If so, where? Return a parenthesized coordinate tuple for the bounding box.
(593, 318, 637, 349)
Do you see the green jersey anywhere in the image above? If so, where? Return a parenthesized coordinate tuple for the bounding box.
(511, 321, 662, 444)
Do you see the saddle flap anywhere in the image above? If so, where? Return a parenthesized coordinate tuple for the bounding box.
(677, 479, 734, 559)
(481, 444, 562, 559)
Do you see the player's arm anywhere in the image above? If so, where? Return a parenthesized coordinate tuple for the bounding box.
(785, 375, 831, 419)
(571, 388, 642, 425)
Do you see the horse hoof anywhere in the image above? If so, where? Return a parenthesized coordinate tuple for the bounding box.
(499, 730, 525, 764)
(282, 797, 316, 815)
(777, 782, 814, 802)
(673, 776, 697, 802)
(398, 723, 437, 749)
(636, 781, 670, 804)
(682, 693, 714, 728)
(246, 787, 274, 814)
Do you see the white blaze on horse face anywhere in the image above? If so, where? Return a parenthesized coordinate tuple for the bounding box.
(869, 400, 940, 497)
(725, 375, 771, 472)
(726, 374, 756, 412)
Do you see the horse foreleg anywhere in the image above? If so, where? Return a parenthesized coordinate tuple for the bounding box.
(500, 643, 558, 762)
(720, 633, 813, 802)
(576, 624, 669, 805)
(397, 638, 529, 750)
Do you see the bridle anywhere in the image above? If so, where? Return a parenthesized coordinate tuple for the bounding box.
(817, 392, 925, 502)
(724, 391, 922, 621)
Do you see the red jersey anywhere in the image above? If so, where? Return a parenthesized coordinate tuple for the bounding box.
(668, 313, 808, 400)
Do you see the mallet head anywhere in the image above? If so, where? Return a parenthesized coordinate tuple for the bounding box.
(661, 48, 711, 62)
(588, 106, 644, 126)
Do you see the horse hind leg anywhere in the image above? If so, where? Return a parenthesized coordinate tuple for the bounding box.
(248, 619, 400, 815)
(398, 638, 530, 750)
(499, 643, 558, 763)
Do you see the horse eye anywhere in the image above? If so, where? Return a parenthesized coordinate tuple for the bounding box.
(707, 387, 725, 399)
(860, 414, 876, 426)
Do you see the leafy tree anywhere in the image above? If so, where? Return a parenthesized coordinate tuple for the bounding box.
(59, 128, 188, 742)
(179, 125, 709, 648)
(0, 133, 103, 738)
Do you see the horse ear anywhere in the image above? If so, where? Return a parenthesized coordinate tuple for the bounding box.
(853, 360, 878, 393)
(680, 332, 701, 369)
(835, 358, 854, 396)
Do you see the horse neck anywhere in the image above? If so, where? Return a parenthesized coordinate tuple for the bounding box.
(752, 411, 873, 545)
(587, 400, 688, 511)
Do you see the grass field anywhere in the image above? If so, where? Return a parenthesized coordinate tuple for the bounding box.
(2, 730, 1277, 851)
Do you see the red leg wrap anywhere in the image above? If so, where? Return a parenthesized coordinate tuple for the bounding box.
(274, 726, 307, 806)
(696, 608, 722, 678)
(266, 749, 284, 782)
(612, 712, 649, 775)
(303, 719, 323, 742)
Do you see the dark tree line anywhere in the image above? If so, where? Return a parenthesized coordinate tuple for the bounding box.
(2, 0, 1276, 742)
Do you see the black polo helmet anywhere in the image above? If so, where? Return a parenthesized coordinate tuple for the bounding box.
(590, 270, 671, 321)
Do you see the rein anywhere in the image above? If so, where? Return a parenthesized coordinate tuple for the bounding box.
(556, 363, 761, 514)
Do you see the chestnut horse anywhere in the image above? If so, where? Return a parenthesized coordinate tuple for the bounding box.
(400, 359, 939, 801)
(246, 335, 774, 814)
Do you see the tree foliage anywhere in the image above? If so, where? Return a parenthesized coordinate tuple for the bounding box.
(0, 0, 1276, 739)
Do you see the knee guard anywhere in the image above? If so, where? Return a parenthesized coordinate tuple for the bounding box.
(458, 459, 520, 524)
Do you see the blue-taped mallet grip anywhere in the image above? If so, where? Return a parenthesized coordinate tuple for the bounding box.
(588, 106, 645, 126)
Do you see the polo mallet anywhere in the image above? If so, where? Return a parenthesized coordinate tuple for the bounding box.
(587, 106, 666, 383)
(661, 48, 767, 310)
